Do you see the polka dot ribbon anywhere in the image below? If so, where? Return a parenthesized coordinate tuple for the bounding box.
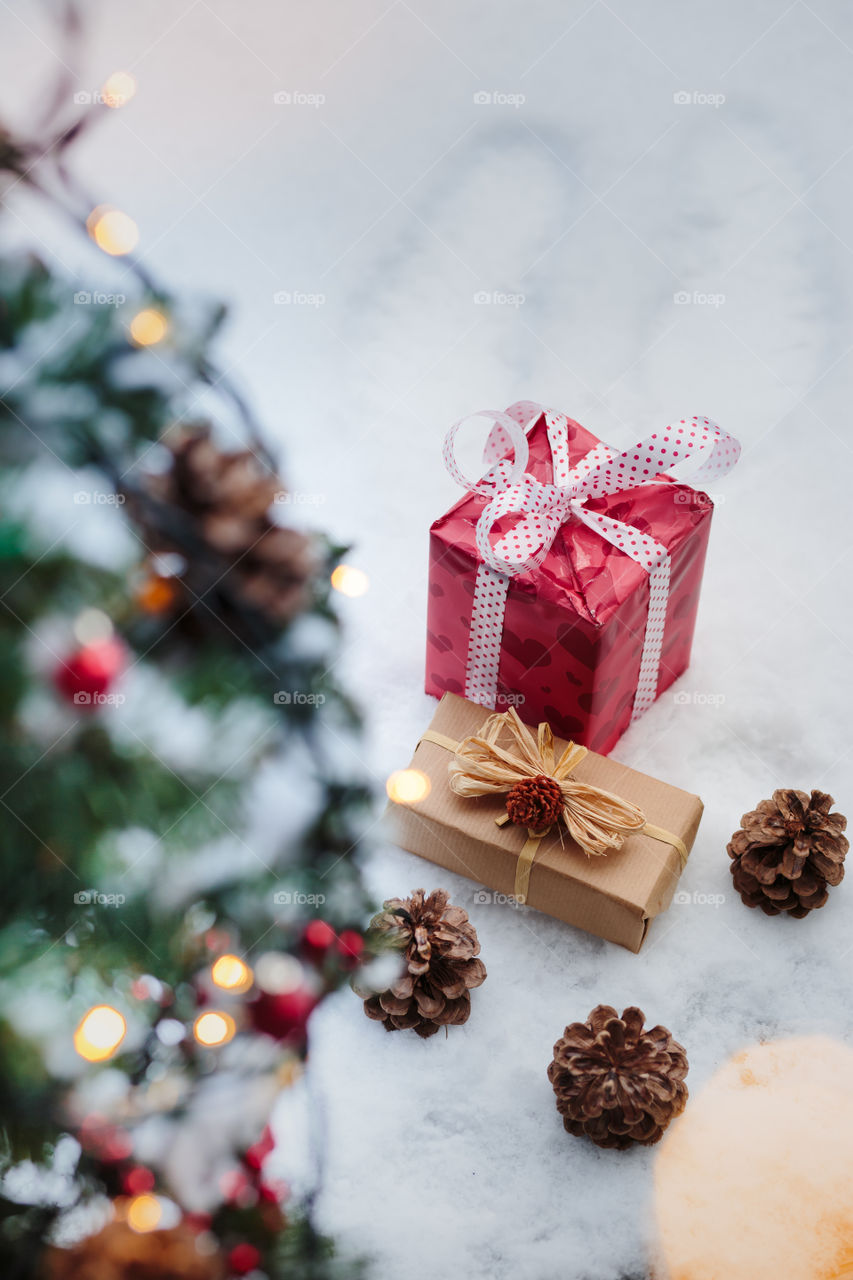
(443, 403, 740, 722)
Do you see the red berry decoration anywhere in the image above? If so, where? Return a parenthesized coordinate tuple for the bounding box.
(123, 1165, 155, 1195)
(249, 987, 317, 1041)
(505, 773, 564, 832)
(301, 919, 337, 963)
(336, 929, 363, 967)
(228, 1242, 261, 1275)
(54, 638, 124, 709)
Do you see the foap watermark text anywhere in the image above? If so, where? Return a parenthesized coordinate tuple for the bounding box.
(273, 890, 326, 906)
(674, 290, 725, 307)
(673, 890, 726, 907)
(472, 888, 525, 907)
(74, 889, 126, 907)
(673, 90, 726, 108)
(273, 691, 326, 706)
(473, 90, 526, 107)
(673, 690, 725, 707)
(474, 290, 525, 308)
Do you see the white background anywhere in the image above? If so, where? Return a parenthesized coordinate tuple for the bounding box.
(3, 2, 853, 1276)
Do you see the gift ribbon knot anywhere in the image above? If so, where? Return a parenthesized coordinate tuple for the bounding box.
(443, 403, 740, 721)
(422, 708, 687, 904)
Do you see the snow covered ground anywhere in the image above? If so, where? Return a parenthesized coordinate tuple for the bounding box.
(3, 1, 853, 1275)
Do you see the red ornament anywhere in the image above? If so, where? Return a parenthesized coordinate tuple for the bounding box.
(248, 987, 317, 1041)
(336, 930, 364, 967)
(228, 1242, 262, 1275)
(301, 919, 337, 963)
(54, 638, 124, 709)
(123, 1165, 155, 1195)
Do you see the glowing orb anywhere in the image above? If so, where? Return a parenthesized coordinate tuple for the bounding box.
(386, 769, 431, 805)
(655, 1037, 853, 1280)
(74, 1005, 127, 1062)
(193, 1011, 236, 1047)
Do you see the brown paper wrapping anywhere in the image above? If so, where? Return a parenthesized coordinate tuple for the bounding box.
(388, 694, 703, 953)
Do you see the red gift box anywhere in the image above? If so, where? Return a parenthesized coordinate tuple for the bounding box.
(425, 402, 739, 755)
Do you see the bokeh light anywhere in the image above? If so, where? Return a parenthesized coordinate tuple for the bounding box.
(330, 564, 369, 597)
(126, 1194, 162, 1233)
(101, 71, 137, 108)
(193, 1011, 236, 1047)
(87, 206, 139, 256)
(655, 1037, 853, 1280)
(74, 1005, 127, 1062)
(211, 954, 253, 993)
(253, 952, 303, 995)
(129, 308, 168, 347)
(386, 769, 431, 804)
(73, 608, 114, 646)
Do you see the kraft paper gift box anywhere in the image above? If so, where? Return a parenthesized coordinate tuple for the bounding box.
(388, 694, 703, 953)
(426, 401, 740, 755)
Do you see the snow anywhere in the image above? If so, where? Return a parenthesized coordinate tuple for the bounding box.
(3, 0, 853, 1275)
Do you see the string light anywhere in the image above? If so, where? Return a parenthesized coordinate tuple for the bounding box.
(193, 1011, 236, 1047)
(74, 1005, 127, 1062)
(386, 769, 431, 804)
(129, 308, 168, 347)
(73, 608, 114, 646)
(211, 954, 253, 994)
(126, 1194, 162, 1233)
(100, 71, 137, 109)
(87, 205, 139, 256)
(330, 564, 369, 597)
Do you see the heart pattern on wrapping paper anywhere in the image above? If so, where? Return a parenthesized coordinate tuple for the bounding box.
(603, 502, 655, 538)
(499, 631, 553, 670)
(427, 631, 453, 654)
(579, 678, 620, 714)
(555, 623, 600, 669)
(672, 586, 700, 622)
(430, 674, 465, 695)
(543, 706, 586, 737)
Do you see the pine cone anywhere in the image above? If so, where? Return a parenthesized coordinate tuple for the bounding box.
(362, 889, 486, 1038)
(728, 789, 848, 917)
(132, 425, 316, 641)
(548, 1005, 688, 1150)
(505, 774, 563, 832)
(45, 1220, 225, 1280)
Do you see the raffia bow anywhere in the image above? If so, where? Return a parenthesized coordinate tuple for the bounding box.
(447, 707, 646, 857)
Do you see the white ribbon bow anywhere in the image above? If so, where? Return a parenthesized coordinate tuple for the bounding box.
(443, 401, 740, 721)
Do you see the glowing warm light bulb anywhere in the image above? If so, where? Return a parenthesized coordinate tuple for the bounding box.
(126, 1193, 162, 1233)
(129, 308, 168, 347)
(101, 71, 137, 108)
(74, 1005, 127, 1062)
(386, 769, 431, 805)
(211, 954, 253, 994)
(330, 564, 369, 597)
(87, 206, 139, 256)
(193, 1011, 236, 1047)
